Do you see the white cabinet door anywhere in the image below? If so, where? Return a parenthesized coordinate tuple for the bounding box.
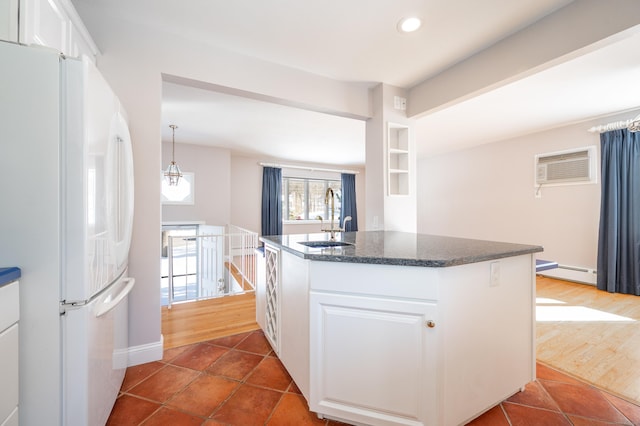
(1, 407, 18, 426)
(20, 0, 98, 59)
(310, 291, 438, 426)
(22, 0, 68, 52)
(0, 281, 18, 332)
(68, 20, 92, 58)
(0, 323, 18, 425)
(0, 0, 18, 41)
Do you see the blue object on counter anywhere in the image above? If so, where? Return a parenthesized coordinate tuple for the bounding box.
(0, 267, 21, 287)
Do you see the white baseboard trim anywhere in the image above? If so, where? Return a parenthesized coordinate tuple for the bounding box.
(126, 335, 164, 367)
(539, 265, 597, 286)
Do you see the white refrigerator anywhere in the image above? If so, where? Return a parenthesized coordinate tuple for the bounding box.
(0, 41, 135, 425)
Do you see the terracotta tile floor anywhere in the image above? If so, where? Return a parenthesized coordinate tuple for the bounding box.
(108, 330, 640, 425)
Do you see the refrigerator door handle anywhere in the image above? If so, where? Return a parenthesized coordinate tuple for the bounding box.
(95, 277, 135, 318)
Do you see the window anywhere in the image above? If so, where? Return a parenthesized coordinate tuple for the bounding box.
(283, 177, 341, 222)
(161, 172, 195, 205)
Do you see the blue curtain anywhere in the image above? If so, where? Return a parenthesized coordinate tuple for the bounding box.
(261, 167, 282, 236)
(340, 173, 358, 232)
(597, 129, 640, 295)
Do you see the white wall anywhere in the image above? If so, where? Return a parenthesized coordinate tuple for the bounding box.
(162, 145, 368, 237)
(365, 85, 385, 230)
(365, 83, 416, 232)
(163, 148, 368, 238)
(230, 155, 263, 234)
(381, 85, 416, 233)
(162, 141, 231, 225)
(417, 110, 640, 271)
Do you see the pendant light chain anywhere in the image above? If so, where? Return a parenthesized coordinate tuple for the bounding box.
(171, 124, 177, 161)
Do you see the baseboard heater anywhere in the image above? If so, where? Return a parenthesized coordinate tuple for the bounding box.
(538, 263, 597, 286)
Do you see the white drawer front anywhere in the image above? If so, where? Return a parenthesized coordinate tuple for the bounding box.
(0, 406, 18, 426)
(0, 281, 18, 332)
(0, 323, 18, 424)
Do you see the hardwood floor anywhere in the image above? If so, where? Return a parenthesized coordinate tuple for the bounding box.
(160, 275, 640, 407)
(161, 292, 259, 349)
(536, 275, 640, 404)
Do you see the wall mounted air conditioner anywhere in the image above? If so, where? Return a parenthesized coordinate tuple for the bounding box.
(535, 146, 597, 186)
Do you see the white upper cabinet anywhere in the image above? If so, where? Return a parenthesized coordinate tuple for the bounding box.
(68, 16, 94, 59)
(0, 0, 19, 41)
(17, 0, 98, 60)
(22, 0, 67, 51)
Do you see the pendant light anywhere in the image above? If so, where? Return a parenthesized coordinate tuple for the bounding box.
(164, 124, 182, 186)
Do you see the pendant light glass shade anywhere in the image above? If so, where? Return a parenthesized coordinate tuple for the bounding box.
(164, 161, 182, 186)
(164, 124, 182, 186)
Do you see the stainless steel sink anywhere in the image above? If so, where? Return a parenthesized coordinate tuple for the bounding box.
(298, 241, 353, 248)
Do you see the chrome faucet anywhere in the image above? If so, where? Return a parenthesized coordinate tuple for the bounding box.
(324, 188, 337, 240)
(321, 188, 352, 241)
(325, 188, 335, 232)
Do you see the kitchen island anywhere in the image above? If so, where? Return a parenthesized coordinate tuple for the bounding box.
(258, 231, 542, 426)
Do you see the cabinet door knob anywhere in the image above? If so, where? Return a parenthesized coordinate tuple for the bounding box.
(425, 320, 436, 328)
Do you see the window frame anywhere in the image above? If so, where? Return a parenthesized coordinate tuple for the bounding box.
(282, 176, 341, 224)
(161, 172, 195, 205)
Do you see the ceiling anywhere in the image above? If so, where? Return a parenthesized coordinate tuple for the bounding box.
(416, 30, 640, 157)
(72, 0, 640, 164)
(161, 82, 366, 166)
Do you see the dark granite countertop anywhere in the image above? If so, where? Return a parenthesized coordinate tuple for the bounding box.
(261, 231, 543, 267)
(0, 267, 21, 287)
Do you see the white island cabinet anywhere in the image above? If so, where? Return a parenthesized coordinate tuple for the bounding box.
(309, 261, 439, 425)
(260, 231, 542, 426)
(0, 269, 20, 426)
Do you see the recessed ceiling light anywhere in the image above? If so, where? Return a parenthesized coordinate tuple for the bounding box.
(397, 17, 421, 33)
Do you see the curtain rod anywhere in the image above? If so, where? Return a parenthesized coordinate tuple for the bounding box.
(587, 119, 634, 134)
(258, 162, 360, 174)
(588, 114, 640, 133)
